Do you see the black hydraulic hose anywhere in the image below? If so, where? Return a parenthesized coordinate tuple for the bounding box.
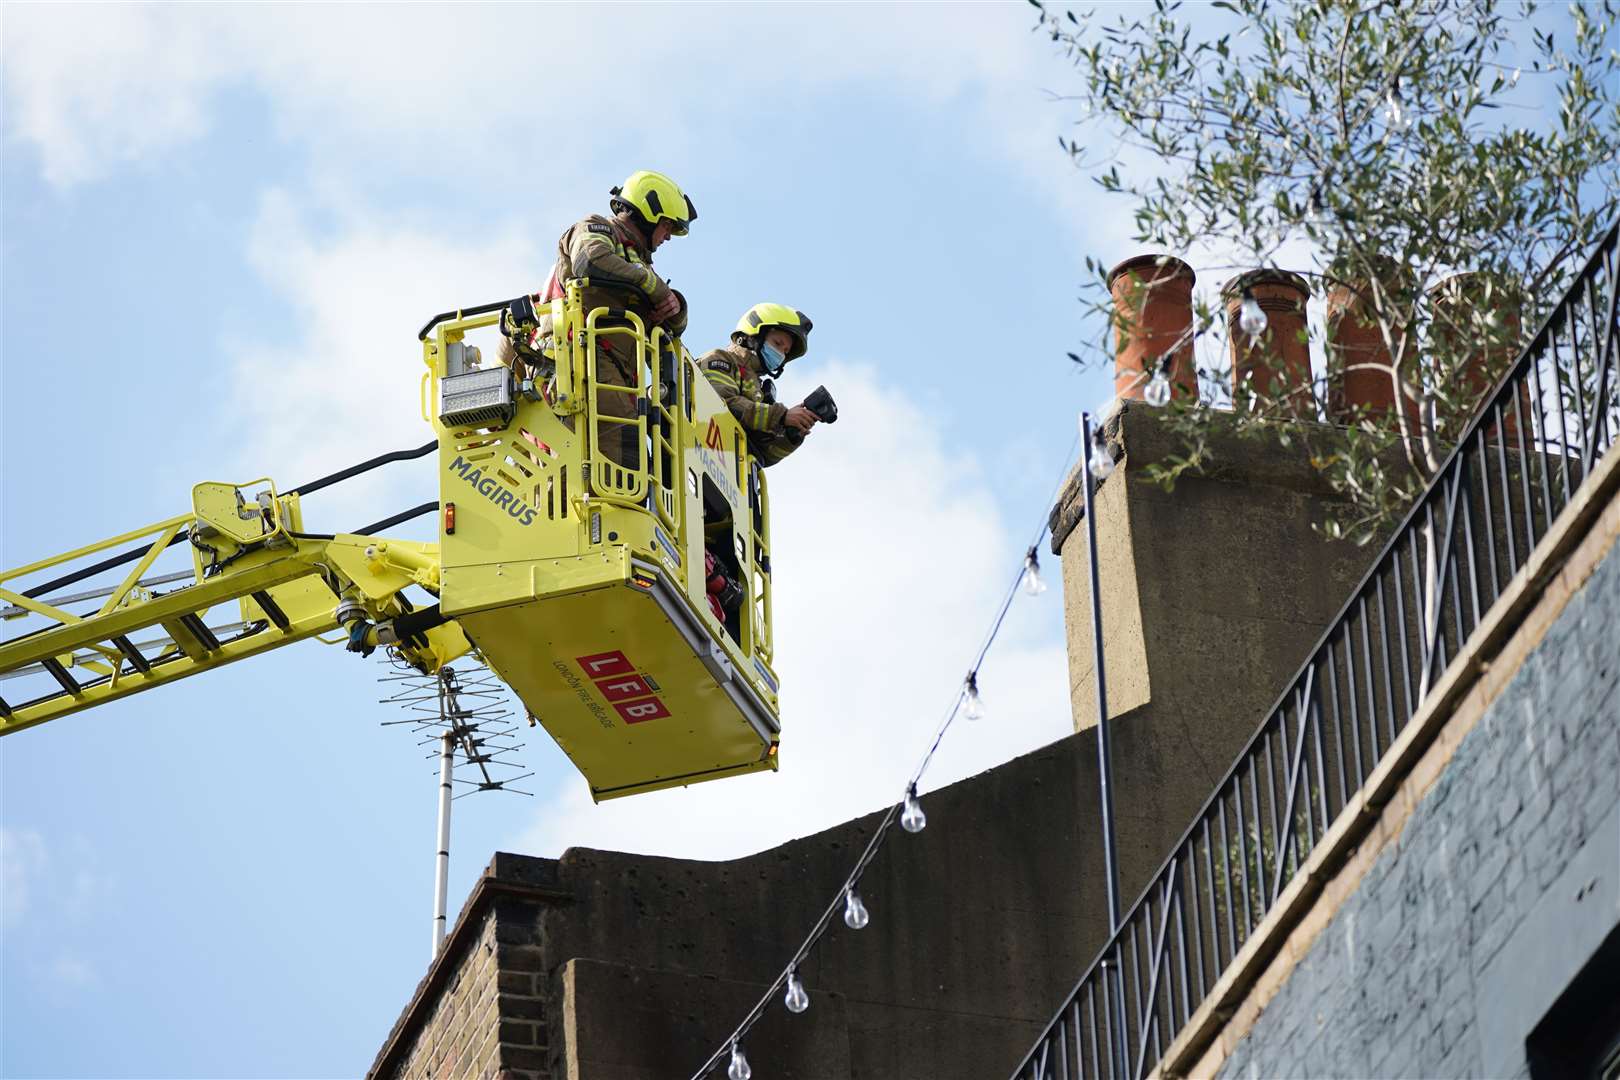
(20, 443, 441, 601)
(392, 603, 448, 641)
(352, 502, 438, 536)
(291, 441, 437, 497)
(293, 500, 439, 541)
(22, 532, 190, 600)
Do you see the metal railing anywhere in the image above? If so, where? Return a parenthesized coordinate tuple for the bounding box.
(1013, 219, 1619, 1080)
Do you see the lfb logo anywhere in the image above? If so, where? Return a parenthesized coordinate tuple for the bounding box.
(574, 650, 672, 724)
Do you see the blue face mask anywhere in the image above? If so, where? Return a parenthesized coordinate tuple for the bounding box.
(759, 343, 786, 372)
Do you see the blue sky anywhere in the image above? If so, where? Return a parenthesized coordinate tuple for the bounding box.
(3, 3, 1603, 1076)
(1, 5, 1125, 1076)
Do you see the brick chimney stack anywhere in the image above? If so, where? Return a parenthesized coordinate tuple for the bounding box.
(1049, 251, 1403, 908)
(1107, 255, 1198, 404)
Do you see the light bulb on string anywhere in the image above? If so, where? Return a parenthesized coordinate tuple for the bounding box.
(1088, 425, 1116, 480)
(784, 969, 810, 1014)
(1144, 361, 1172, 407)
(1239, 289, 1268, 337)
(1022, 547, 1047, 596)
(901, 784, 927, 834)
(963, 672, 986, 721)
(843, 886, 870, 930)
(1384, 79, 1409, 128)
(728, 1040, 752, 1080)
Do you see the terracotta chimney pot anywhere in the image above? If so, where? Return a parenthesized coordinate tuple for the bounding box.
(1325, 269, 1423, 435)
(1107, 255, 1198, 405)
(1223, 269, 1313, 418)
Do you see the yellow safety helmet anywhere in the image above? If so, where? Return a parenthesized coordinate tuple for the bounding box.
(609, 170, 697, 235)
(733, 303, 813, 367)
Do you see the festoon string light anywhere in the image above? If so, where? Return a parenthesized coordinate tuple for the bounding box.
(691, 429, 1084, 1080)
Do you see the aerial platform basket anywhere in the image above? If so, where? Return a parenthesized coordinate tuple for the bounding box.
(423, 285, 782, 801)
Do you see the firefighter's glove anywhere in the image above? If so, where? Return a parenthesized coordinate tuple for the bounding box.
(652, 288, 682, 324)
(784, 405, 818, 434)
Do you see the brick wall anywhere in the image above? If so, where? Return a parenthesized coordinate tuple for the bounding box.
(389, 906, 501, 1078)
(372, 857, 566, 1079)
(1215, 533, 1620, 1078)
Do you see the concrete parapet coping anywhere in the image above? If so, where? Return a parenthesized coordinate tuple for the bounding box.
(1151, 441, 1620, 1079)
(1047, 406, 1396, 556)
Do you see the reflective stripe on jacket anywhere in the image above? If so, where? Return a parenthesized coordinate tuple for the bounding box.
(552, 213, 687, 338)
(698, 342, 804, 467)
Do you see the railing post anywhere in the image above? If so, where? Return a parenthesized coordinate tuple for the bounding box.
(1271, 668, 1317, 903)
(1081, 411, 1123, 932)
(1582, 264, 1619, 474)
(1080, 411, 1130, 1080)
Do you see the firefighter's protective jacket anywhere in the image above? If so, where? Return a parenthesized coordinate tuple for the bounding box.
(553, 213, 687, 340)
(699, 343, 804, 467)
(502, 212, 687, 373)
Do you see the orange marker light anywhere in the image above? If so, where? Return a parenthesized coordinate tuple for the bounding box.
(444, 502, 456, 535)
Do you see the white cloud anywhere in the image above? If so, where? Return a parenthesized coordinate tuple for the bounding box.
(1, 6, 241, 185)
(2, 5, 1090, 226)
(39, 952, 98, 993)
(1, 830, 106, 998)
(1, 826, 47, 928)
(1, 829, 111, 931)
(218, 190, 541, 520)
(512, 359, 1073, 862)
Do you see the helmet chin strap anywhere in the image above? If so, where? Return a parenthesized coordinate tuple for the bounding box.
(633, 214, 657, 249)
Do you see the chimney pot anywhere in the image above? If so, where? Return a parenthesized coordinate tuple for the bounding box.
(1325, 270, 1422, 434)
(1222, 269, 1312, 417)
(1107, 255, 1198, 406)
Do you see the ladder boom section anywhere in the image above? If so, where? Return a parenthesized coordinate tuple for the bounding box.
(0, 479, 466, 736)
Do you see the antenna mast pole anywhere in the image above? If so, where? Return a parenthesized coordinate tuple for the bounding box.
(379, 660, 532, 960)
(432, 678, 455, 958)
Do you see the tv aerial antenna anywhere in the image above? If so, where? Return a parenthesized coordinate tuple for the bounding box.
(380, 658, 533, 958)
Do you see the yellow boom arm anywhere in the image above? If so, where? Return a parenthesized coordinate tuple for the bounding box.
(0, 478, 468, 737)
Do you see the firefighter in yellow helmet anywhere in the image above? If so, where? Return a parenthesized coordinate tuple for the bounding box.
(699, 304, 819, 467)
(502, 171, 696, 467)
